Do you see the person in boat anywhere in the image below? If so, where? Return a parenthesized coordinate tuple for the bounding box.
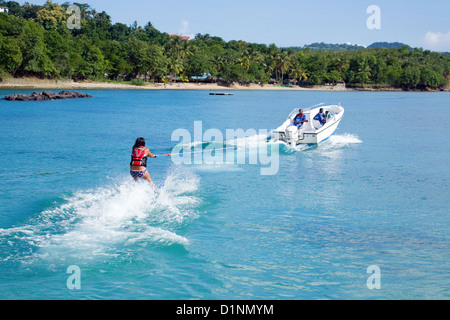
(130, 137, 156, 186)
(313, 108, 327, 126)
(290, 109, 308, 129)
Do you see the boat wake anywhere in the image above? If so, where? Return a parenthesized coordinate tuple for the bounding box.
(0, 166, 201, 264)
(276, 133, 362, 153)
(173, 132, 362, 161)
(328, 133, 362, 144)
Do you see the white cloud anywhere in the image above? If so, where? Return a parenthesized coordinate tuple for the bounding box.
(180, 20, 189, 35)
(423, 31, 450, 52)
(179, 20, 194, 39)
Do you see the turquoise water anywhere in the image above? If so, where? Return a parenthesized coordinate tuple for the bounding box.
(0, 89, 448, 299)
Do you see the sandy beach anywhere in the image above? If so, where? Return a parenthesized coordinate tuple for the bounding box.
(0, 77, 350, 91)
(1, 77, 446, 92)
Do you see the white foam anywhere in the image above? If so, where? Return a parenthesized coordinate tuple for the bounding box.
(178, 140, 205, 148)
(286, 142, 311, 153)
(227, 133, 270, 148)
(314, 133, 363, 159)
(327, 133, 363, 146)
(1, 166, 201, 262)
(175, 133, 272, 154)
(277, 133, 362, 153)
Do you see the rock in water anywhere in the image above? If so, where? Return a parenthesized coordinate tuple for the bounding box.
(2, 91, 93, 101)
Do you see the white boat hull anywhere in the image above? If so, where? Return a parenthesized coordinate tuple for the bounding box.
(273, 104, 345, 146)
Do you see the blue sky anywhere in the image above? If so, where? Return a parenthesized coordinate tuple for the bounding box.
(18, 0, 450, 51)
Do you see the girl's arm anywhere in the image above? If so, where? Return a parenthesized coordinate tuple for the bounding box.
(146, 148, 157, 158)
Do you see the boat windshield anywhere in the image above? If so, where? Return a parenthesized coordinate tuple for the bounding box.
(325, 109, 334, 121)
(288, 107, 311, 120)
(288, 108, 298, 119)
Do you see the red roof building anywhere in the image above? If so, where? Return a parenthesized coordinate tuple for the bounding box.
(169, 34, 191, 40)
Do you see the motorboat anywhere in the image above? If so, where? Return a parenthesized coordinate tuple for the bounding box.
(272, 103, 344, 146)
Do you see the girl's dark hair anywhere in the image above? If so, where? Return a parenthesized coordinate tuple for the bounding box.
(132, 137, 146, 151)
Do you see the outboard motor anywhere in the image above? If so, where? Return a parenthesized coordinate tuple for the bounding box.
(286, 126, 298, 147)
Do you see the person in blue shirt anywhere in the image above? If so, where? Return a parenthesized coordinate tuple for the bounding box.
(313, 108, 327, 126)
(290, 109, 308, 129)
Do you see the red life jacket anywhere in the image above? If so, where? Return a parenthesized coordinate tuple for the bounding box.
(130, 146, 148, 167)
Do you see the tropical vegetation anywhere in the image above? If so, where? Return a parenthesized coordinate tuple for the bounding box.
(0, 1, 449, 90)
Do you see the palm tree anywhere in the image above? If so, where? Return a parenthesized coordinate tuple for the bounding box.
(167, 56, 183, 83)
(335, 57, 349, 73)
(179, 39, 194, 64)
(167, 35, 183, 59)
(211, 55, 225, 74)
(168, 35, 192, 63)
(266, 44, 280, 81)
(356, 65, 371, 86)
(239, 56, 250, 71)
(277, 51, 292, 84)
(290, 63, 309, 83)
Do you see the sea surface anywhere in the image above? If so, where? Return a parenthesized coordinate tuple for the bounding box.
(0, 89, 448, 300)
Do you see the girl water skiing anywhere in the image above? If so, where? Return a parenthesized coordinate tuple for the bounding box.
(130, 137, 156, 186)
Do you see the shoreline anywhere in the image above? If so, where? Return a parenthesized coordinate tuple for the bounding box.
(0, 78, 447, 92)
